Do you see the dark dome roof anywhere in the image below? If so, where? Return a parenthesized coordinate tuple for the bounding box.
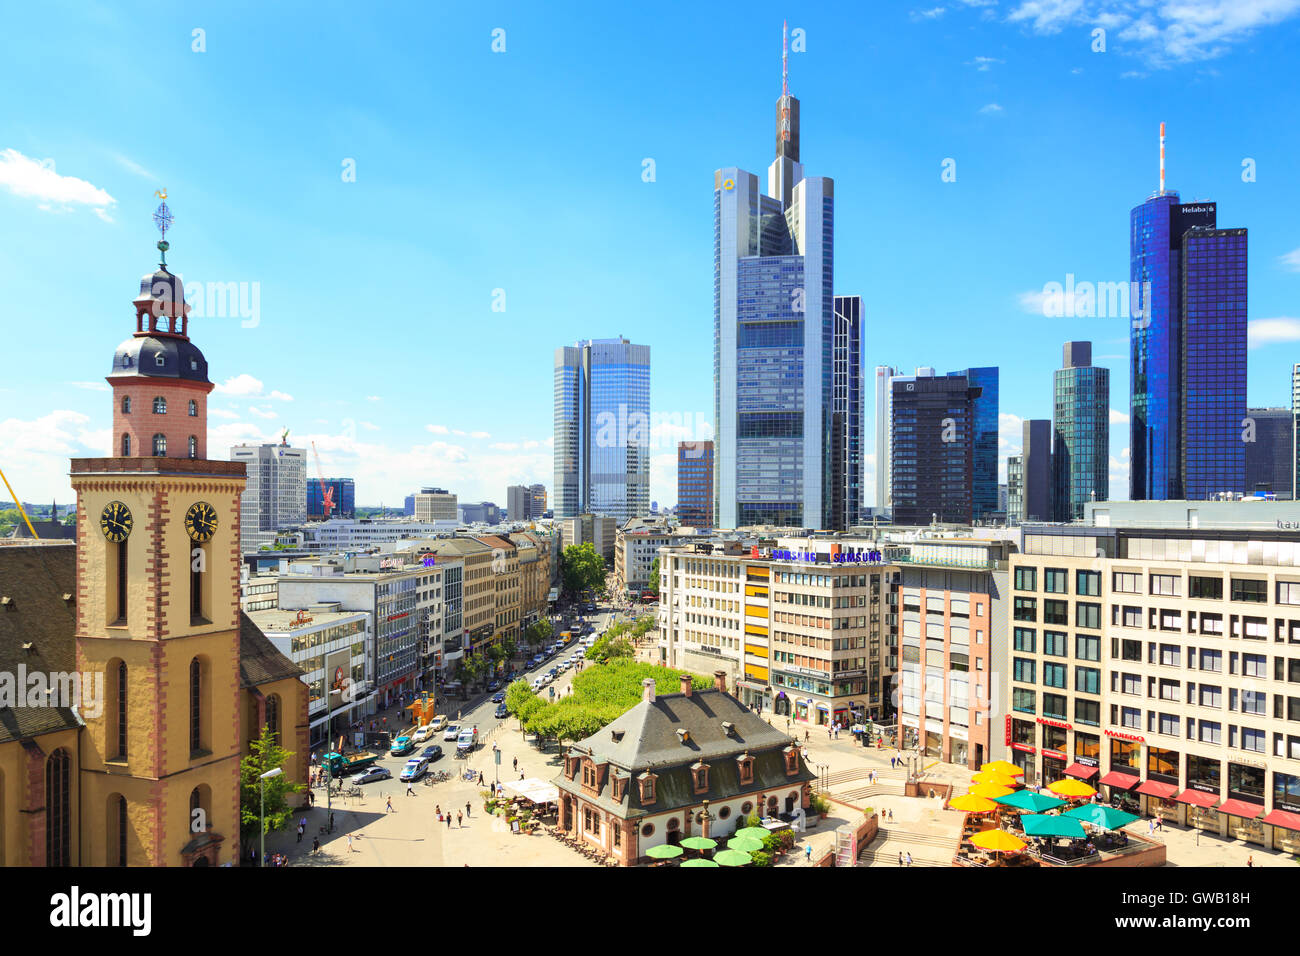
(134, 266, 189, 319)
(110, 336, 210, 384)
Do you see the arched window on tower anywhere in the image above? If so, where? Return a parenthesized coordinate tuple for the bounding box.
(152, 396, 167, 414)
(188, 399, 197, 417)
(121, 434, 131, 456)
(114, 661, 127, 760)
(152, 434, 167, 456)
(46, 749, 71, 866)
(188, 436, 197, 459)
(189, 658, 207, 755)
(266, 694, 280, 744)
(122, 396, 131, 414)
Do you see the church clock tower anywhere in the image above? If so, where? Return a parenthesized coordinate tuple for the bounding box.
(71, 198, 246, 866)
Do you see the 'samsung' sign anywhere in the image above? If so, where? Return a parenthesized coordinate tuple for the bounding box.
(771, 549, 883, 564)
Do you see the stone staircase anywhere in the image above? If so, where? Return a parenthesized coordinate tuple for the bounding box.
(857, 827, 955, 867)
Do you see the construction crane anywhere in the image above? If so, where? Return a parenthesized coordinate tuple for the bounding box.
(311, 441, 335, 519)
(0, 465, 39, 538)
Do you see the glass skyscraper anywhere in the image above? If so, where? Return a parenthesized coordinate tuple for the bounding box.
(1053, 341, 1109, 521)
(956, 367, 999, 521)
(1129, 191, 1244, 499)
(890, 370, 980, 525)
(832, 295, 864, 529)
(676, 440, 714, 527)
(714, 54, 834, 529)
(553, 338, 650, 522)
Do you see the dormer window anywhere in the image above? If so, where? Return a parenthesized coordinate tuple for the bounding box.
(122, 396, 131, 414)
(153, 397, 167, 414)
(691, 760, 710, 795)
(783, 745, 799, 776)
(188, 400, 197, 417)
(122, 354, 133, 368)
(582, 761, 597, 789)
(638, 772, 657, 804)
(155, 353, 165, 367)
(190, 359, 198, 371)
(737, 752, 755, 785)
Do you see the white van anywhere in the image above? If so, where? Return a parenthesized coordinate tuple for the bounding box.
(456, 727, 478, 754)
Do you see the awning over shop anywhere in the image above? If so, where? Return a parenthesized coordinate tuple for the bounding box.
(499, 778, 560, 804)
(1173, 789, 1219, 808)
(1064, 762, 1099, 780)
(1262, 809, 1300, 832)
(814, 703, 830, 712)
(1135, 779, 1177, 799)
(1216, 799, 1264, 820)
(1099, 771, 1141, 790)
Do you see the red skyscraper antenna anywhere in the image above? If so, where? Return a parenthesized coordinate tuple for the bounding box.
(782, 19, 789, 97)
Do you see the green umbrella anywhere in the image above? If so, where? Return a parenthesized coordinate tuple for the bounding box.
(680, 836, 717, 851)
(646, 844, 684, 859)
(1020, 814, 1087, 839)
(993, 790, 1067, 813)
(680, 858, 720, 867)
(727, 835, 764, 853)
(1063, 804, 1141, 831)
(713, 848, 752, 867)
(734, 826, 770, 841)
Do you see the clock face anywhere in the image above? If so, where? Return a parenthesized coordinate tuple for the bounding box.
(184, 501, 218, 542)
(100, 501, 133, 542)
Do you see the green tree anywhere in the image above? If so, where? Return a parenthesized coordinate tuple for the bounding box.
(647, 557, 660, 595)
(524, 618, 553, 648)
(239, 725, 305, 836)
(561, 543, 605, 597)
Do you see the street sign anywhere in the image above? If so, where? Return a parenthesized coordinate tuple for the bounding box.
(494, 749, 501, 765)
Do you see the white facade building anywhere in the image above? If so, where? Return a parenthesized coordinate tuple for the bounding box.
(231, 442, 307, 551)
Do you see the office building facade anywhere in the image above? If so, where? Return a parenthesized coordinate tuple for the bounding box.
(307, 477, 356, 521)
(554, 337, 650, 522)
(1244, 408, 1293, 499)
(677, 440, 714, 528)
(1130, 192, 1246, 500)
(1020, 419, 1053, 523)
(1053, 341, 1109, 521)
(413, 488, 457, 522)
(231, 442, 307, 551)
(960, 367, 1000, 521)
(875, 366, 897, 514)
(714, 54, 834, 530)
(890, 370, 980, 525)
(832, 295, 864, 530)
(1007, 455, 1024, 524)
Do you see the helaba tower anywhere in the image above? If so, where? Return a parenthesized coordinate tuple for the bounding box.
(714, 23, 834, 529)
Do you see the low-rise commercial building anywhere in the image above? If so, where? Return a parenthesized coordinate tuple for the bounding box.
(613, 517, 696, 597)
(560, 513, 618, 563)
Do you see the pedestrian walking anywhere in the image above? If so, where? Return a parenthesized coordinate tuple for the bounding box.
(386, 795, 393, 813)
(312, 836, 320, 853)
(465, 801, 471, 817)
(906, 852, 913, 867)
(513, 756, 519, 772)
(1247, 854, 1254, 867)
(436, 804, 442, 820)
(478, 771, 485, 786)
(347, 833, 355, 852)
(457, 811, 463, 827)
(805, 844, 813, 863)
(406, 780, 415, 796)
(898, 852, 903, 866)
(890, 756, 895, 769)
(297, 823, 304, 843)
(805, 730, 810, 743)
(520, 771, 525, 780)
(1148, 818, 1154, 836)
(446, 813, 451, 828)
(888, 809, 893, 822)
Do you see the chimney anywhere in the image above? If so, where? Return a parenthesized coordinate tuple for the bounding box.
(679, 673, 692, 698)
(642, 678, 656, 703)
(713, 670, 727, 694)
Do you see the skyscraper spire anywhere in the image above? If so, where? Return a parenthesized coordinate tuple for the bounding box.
(1159, 122, 1166, 196)
(782, 19, 789, 97)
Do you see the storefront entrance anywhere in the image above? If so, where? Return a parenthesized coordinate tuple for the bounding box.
(924, 731, 942, 759)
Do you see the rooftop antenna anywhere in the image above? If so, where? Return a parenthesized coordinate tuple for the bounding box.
(782, 20, 789, 97)
(1159, 123, 1166, 196)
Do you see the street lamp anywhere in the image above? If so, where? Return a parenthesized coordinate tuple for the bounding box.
(259, 767, 283, 866)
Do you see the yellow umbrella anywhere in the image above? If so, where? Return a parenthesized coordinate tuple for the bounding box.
(970, 829, 1026, 853)
(1047, 778, 1096, 798)
(949, 794, 997, 813)
(969, 783, 1015, 799)
(971, 771, 1019, 787)
(981, 760, 1025, 777)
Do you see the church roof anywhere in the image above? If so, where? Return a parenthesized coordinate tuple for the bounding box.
(109, 334, 210, 384)
(239, 612, 306, 688)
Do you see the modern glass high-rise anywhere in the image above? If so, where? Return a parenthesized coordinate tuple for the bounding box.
(1243, 408, 1293, 499)
(1020, 419, 1053, 522)
(875, 366, 897, 513)
(1129, 187, 1244, 499)
(307, 477, 356, 520)
(1006, 455, 1024, 523)
(677, 440, 714, 527)
(953, 367, 999, 521)
(1053, 341, 1109, 521)
(832, 295, 863, 529)
(553, 337, 650, 522)
(714, 44, 834, 529)
(890, 370, 979, 525)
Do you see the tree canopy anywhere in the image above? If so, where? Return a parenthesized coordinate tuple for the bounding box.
(647, 557, 660, 595)
(239, 725, 305, 836)
(561, 542, 605, 596)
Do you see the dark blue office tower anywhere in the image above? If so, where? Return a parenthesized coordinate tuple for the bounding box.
(953, 367, 999, 520)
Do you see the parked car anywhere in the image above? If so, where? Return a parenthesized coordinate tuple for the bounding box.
(586, 603, 596, 612)
(400, 757, 430, 782)
(428, 715, 448, 733)
(419, 745, 444, 761)
(412, 724, 435, 743)
(389, 736, 414, 756)
(494, 703, 510, 719)
(456, 727, 479, 754)
(442, 723, 462, 741)
(491, 691, 506, 704)
(529, 655, 545, 668)
(531, 678, 544, 691)
(540, 673, 554, 686)
(487, 680, 501, 692)
(352, 766, 391, 785)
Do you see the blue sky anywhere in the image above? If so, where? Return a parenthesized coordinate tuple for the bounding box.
(3, 0, 1299, 510)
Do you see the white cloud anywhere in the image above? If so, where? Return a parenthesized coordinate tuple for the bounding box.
(452, 429, 466, 437)
(523, 440, 541, 449)
(1249, 317, 1300, 348)
(0, 149, 116, 211)
(491, 442, 520, 451)
(427, 424, 450, 435)
(1109, 408, 1130, 424)
(470, 431, 491, 439)
(1007, 0, 1300, 65)
(209, 408, 240, 420)
(360, 421, 380, 431)
(366, 396, 381, 402)
(214, 374, 265, 397)
(913, 6, 947, 19)
(248, 406, 276, 420)
(67, 381, 109, 392)
(109, 152, 156, 180)
(979, 102, 1004, 114)
(1279, 248, 1300, 272)
(968, 56, 1005, 70)
(268, 390, 294, 402)
(0, 410, 112, 500)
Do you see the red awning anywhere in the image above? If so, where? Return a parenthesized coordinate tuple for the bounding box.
(1100, 771, 1141, 790)
(1174, 789, 1219, 808)
(1135, 779, 1177, 799)
(1064, 762, 1100, 780)
(1217, 799, 1264, 820)
(1262, 809, 1300, 832)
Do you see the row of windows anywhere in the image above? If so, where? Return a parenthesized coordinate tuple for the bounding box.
(122, 396, 198, 416)
(121, 434, 198, 457)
